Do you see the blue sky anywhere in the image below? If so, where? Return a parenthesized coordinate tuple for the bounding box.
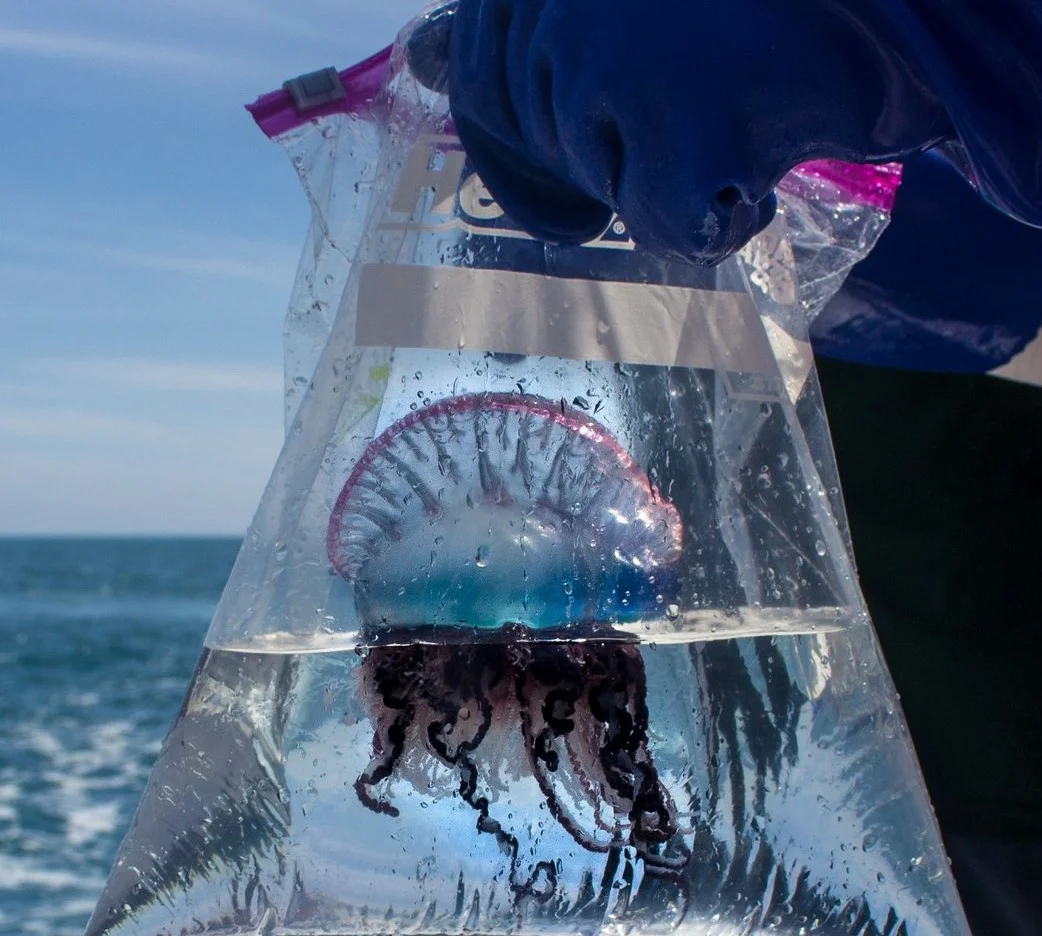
(0, 0, 424, 534)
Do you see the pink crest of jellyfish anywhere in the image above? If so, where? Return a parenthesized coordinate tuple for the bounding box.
(327, 392, 683, 585)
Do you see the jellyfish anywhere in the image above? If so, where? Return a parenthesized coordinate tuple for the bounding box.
(352, 641, 688, 901)
(327, 392, 684, 636)
(322, 392, 918, 932)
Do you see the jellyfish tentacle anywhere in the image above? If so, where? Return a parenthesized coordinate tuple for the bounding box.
(564, 729, 616, 836)
(585, 644, 679, 853)
(518, 643, 683, 870)
(354, 707, 414, 817)
(381, 646, 559, 900)
(424, 647, 497, 766)
(454, 752, 557, 902)
(519, 647, 619, 854)
(353, 646, 431, 816)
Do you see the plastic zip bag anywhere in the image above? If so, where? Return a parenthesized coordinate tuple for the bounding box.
(85, 6, 969, 935)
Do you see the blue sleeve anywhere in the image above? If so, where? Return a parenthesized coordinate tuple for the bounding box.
(811, 149, 1042, 372)
(889, 0, 1042, 227)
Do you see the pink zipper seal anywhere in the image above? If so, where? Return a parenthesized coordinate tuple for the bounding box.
(782, 160, 903, 212)
(246, 45, 393, 139)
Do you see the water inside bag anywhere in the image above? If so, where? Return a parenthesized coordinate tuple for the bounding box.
(85, 625, 965, 936)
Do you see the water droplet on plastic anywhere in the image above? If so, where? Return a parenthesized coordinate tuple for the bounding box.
(815, 540, 827, 556)
(665, 603, 681, 621)
(475, 545, 489, 568)
(274, 542, 288, 562)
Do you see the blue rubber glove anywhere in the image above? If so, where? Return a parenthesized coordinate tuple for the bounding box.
(814, 149, 1042, 372)
(447, 0, 951, 263)
(447, 0, 1042, 264)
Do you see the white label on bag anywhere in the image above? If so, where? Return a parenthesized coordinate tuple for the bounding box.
(992, 326, 1042, 388)
(356, 263, 777, 374)
(380, 134, 636, 249)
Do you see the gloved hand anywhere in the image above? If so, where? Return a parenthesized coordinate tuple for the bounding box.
(446, 0, 952, 264)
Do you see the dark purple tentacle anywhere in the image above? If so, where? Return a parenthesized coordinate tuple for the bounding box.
(583, 645, 679, 846)
(519, 645, 617, 854)
(353, 707, 413, 817)
(352, 645, 430, 816)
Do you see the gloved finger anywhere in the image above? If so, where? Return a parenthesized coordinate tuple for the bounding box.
(453, 112, 615, 244)
(616, 176, 779, 267)
(404, 1, 456, 94)
(405, 1, 610, 243)
(447, 0, 613, 244)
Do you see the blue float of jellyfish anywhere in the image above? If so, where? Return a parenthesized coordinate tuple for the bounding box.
(328, 393, 683, 636)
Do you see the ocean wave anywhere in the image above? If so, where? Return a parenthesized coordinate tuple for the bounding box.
(0, 593, 217, 624)
(0, 853, 103, 892)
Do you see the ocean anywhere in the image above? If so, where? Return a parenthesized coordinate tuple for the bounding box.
(0, 537, 241, 936)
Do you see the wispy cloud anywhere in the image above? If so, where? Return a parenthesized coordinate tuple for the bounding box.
(0, 0, 422, 84)
(0, 406, 175, 445)
(36, 358, 284, 395)
(15, 0, 423, 44)
(0, 26, 246, 76)
(0, 363, 284, 532)
(0, 0, 422, 534)
(0, 212, 300, 286)
(93, 245, 297, 285)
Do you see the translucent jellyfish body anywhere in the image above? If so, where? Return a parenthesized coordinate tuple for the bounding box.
(327, 393, 683, 635)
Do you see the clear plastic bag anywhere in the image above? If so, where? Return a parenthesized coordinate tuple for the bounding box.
(85, 6, 968, 935)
